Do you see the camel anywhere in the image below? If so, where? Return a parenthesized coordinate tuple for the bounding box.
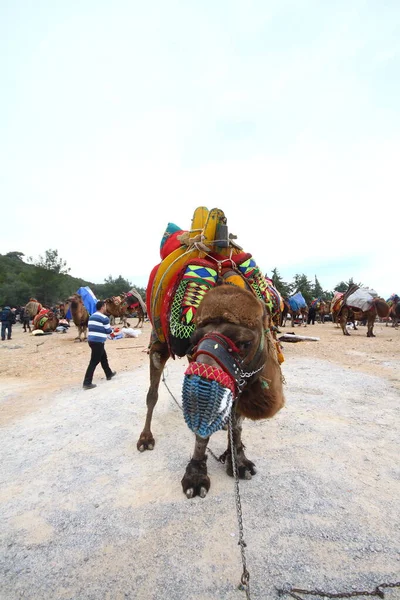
(315, 299, 330, 323)
(24, 299, 43, 332)
(280, 299, 290, 326)
(105, 289, 146, 329)
(386, 295, 399, 328)
(65, 294, 89, 341)
(338, 298, 389, 337)
(137, 207, 284, 499)
(286, 293, 308, 327)
(32, 309, 58, 332)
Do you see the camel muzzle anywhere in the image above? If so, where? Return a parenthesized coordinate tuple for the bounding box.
(182, 333, 244, 438)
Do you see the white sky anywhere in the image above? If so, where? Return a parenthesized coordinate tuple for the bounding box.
(1, 1, 399, 297)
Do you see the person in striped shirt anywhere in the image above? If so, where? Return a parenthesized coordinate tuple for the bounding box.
(83, 300, 116, 390)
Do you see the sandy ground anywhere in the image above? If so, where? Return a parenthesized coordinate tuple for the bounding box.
(1, 320, 399, 599)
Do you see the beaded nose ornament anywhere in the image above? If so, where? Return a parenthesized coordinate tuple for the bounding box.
(182, 362, 236, 438)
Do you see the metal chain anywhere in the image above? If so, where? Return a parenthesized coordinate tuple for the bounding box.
(228, 412, 252, 600)
(278, 582, 400, 599)
(162, 370, 183, 412)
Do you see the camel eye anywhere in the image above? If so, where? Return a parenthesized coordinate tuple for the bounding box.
(237, 340, 252, 352)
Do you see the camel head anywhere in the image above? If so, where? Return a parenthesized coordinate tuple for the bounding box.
(182, 285, 282, 439)
(67, 293, 83, 309)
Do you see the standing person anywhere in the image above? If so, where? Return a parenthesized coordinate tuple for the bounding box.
(83, 300, 116, 390)
(21, 306, 31, 332)
(307, 304, 317, 325)
(0, 306, 16, 341)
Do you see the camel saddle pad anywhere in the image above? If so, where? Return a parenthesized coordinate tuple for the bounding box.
(147, 207, 282, 358)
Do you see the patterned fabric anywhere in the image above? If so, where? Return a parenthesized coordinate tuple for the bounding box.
(168, 263, 218, 355)
(237, 259, 275, 315)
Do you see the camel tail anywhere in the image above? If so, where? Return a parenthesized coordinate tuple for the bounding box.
(374, 298, 389, 318)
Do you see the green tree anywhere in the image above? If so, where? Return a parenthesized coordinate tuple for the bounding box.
(5, 251, 25, 261)
(270, 267, 292, 298)
(95, 275, 133, 299)
(291, 273, 313, 304)
(29, 249, 71, 305)
(33, 249, 70, 275)
(334, 277, 362, 293)
(312, 275, 324, 299)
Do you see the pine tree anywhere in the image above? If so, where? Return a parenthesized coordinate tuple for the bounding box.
(270, 268, 292, 298)
(291, 273, 313, 304)
(312, 275, 324, 299)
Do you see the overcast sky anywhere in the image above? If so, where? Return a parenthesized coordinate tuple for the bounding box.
(1, 1, 399, 297)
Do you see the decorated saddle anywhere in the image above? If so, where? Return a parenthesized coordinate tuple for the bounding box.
(33, 308, 54, 330)
(147, 207, 284, 359)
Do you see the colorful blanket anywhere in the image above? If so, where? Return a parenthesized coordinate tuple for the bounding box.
(147, 207, 283, 359)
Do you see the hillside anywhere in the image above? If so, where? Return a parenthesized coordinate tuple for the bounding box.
(0, 252, 145, 307)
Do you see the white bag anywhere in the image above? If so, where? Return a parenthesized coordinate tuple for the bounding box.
(346, 287, 378, 312)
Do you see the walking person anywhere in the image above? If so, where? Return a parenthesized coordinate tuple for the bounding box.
(1, 306, 16, 341)
(83, 300, 116, 390)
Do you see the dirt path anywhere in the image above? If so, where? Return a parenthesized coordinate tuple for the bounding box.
(1, 322, 399, 599)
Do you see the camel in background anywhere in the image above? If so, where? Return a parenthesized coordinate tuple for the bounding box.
(65, 294, 89, 341)
(32, 309, 58, 332)
(339, 298, 389, 337)
(105, 289, 146, 329)
(386, 295, 399, 328)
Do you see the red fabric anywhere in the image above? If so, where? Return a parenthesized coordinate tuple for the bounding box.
(185, 361, 236, 393)
(160, 231, 184, 260)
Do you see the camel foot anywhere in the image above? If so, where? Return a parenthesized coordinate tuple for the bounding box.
(137, 431, 155, 452)
(74, 338, 81, 343)
(225, 451, 257, 480)
(181, 456, 210, 499)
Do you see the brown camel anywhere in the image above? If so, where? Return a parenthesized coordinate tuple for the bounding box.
(66, 294, 89, 341)
(32, 309, 59, 332)
(338, 298, 389, 337)
(288, 305, 308, 326)
(316, 300, 330, 324)
(105, 289, 146, 329)
(138, 285, 285, 499)
(23, 299, 43, 333)
(386, 296, 400, 328)
(280, 299, 290, 326)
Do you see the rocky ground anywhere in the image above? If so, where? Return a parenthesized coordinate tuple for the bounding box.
(0, 321, 399, 599)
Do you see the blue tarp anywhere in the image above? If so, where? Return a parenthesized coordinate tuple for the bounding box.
(288, 292, 307, 312)
(66, 286, 98, 319)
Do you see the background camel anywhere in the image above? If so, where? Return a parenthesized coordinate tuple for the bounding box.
(280, 299, 290, 326)
(316, 299, 331, 323)
(386, 295, 399, 327)
(105, 289, 146, 329)
(32, 309, 58, 332)
(65, 294, 89, 341)
(338, 298, 389, 337)
(24, 299, 43, 332)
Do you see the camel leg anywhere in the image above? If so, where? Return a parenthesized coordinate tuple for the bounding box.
(181, 435, 211, 499)
(367, 315, 376, 337)
(224, 413, 256, 480)
(340, 309, 350, 336)
(137, 340, 170, 452)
